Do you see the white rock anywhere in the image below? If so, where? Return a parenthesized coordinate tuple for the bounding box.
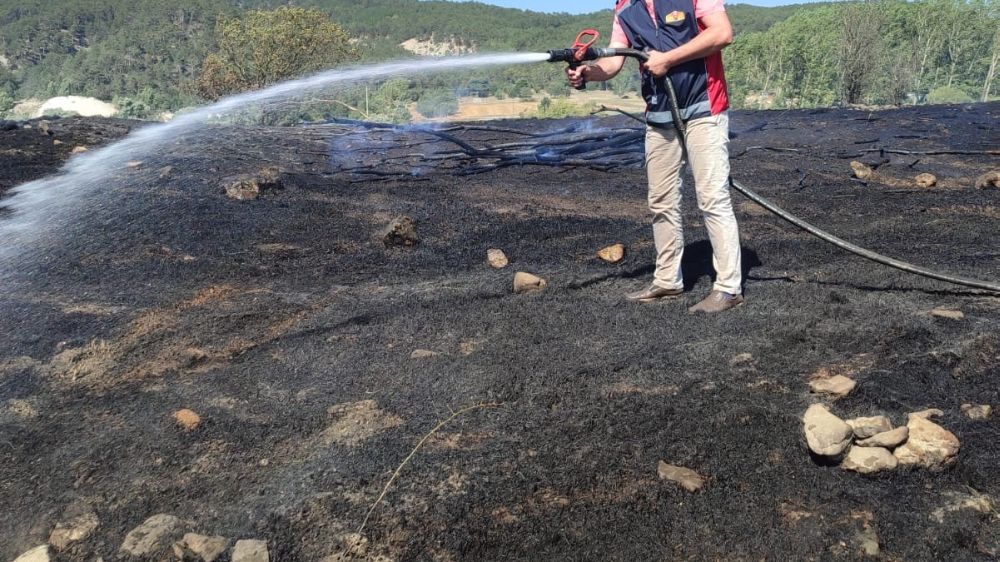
(857, 426, 909, 448)
(803, 403, 853, 457)
(841, 446, 898, 474)
(173, 533, 229, 562)
(809, 375, 856, 398)
(657, 461, 706, 492)
(961, 403, 992, 421)
(409, 349, 440, 359)
(846, 416, 893, 439)
(487, 249, 508, 269)
(12, 546, 50, 562)
(893, 415, 960, 469)
(232, 539, 269, 562)
(49, 508, 99, 550)
(119, 514, 185, 557)
(513, 272, 547, 294)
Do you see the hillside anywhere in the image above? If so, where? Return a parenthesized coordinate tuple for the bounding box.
(0, 0, 829, 113)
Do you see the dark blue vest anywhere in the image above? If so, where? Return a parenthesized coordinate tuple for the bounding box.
(616, 0, 713, 126)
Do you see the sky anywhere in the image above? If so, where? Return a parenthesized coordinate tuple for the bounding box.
(441, 0, 822, 13)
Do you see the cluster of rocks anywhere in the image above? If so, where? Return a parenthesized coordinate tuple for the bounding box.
(803, 403, 982, 473)
(501, 243, 625, 295)
(12, 513, 269, 562)
(849, 162, 1000, 190)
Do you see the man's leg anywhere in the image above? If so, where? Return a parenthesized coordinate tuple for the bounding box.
(685, 112, 744, 303)
(645, 125, 686, 291)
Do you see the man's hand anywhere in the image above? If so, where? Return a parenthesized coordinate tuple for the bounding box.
(641, 51, 674, 78)
(566, 65, 589, 89)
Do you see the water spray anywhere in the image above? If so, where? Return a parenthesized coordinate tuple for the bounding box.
(543, 30, 1000, 293)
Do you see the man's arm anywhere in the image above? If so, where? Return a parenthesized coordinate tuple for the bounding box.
(643, 11, 734, 77)
(566, 40, 629, 87)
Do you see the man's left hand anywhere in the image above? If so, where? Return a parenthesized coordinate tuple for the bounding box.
(642, 50, 673, 77)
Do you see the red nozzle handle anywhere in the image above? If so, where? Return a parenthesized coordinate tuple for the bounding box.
(572, 29, 600, 61)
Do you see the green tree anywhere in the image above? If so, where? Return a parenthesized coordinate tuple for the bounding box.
(196, 7, 359, 100)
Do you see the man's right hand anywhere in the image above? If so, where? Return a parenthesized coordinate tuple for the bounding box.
(566, 65, 588, 89)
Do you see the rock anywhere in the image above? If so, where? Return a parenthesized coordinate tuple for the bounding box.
(173, 409, 202, 431)
(49, 506, 100, 550)
(846, 416, 893, 439)
(232, 539, 269, 562)
(729, 352, 753, 366)
(856, 520, 880, 556)
(914, 173, 937, 188)
(0, 119, 19, 131)
(52, 139, 63, 146)
(657, 461, 705, 492)
(809, 374, 856, 399)
(409, 349, 440, 359)
(487, 248, 509, 269)
(850, 161, 873, 180)
(961, 403, 992, 421)
(931, 491, 995, 523)
(126, 160, 143, 170)
(513, 272, 547, 294)
(857, 426, 909, 448)
(893, 414, 960, 469)
(910, 408, 944, 420)
(379, 216, 419, 247)
(158, 166, 174, 180)
(975, 170, 1000, 190)
(38, 120, 53, 135)
(12, 546, 50, 562)
(597, 243, 626, 263)
(224, 167, 282, 201)
(120, 514, 185, 558)
(71, 146, 88, 155)
(931, 307, 964, 320)
(173, 533, 229, 562)
(841, 446, 898, 474)
(803, 403, 853, 457)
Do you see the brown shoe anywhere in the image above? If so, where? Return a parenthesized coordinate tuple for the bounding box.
(625, 284, 684, 303)
(688, 290, 745, 313)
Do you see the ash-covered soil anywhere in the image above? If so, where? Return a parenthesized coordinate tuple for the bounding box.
(0, 104, 998, 561)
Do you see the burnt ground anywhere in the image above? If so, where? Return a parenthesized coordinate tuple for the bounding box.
(0, 104, 998, 561)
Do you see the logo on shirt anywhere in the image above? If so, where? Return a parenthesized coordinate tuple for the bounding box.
(664, 10, 686, 25)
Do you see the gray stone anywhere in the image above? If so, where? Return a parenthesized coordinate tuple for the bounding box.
(232, 539, 269, 562)
(841, 446, 898, 474)
(857, 426, 909, 448)
(850, 161, 873, 180)
(803, 403, 853, 457)
(12, 546, 50, 562)
(173, 533, 229, 562)
(120, 514, 185, 557)
(809, 375, 856, 398)
(846, 415, 893, 439)
(657, 461, 705, 492)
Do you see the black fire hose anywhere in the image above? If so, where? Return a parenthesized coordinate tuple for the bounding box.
(547, 47, 1000, 293)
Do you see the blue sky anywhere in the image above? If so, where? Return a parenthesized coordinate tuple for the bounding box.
(443, 0, 820, 13)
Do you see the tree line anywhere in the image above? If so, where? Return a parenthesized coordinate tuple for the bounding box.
(0, 0, 996, 120)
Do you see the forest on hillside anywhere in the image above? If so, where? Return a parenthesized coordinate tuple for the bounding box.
(0, 0, 996, 120)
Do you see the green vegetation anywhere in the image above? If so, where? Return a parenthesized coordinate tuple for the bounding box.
(535, 97, 595, 119)
(0, 0, 995, 121)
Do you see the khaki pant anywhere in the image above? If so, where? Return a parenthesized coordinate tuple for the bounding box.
(645, 112, 742, 294)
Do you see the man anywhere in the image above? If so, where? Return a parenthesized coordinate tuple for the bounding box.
(567, 0, 743, 313)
